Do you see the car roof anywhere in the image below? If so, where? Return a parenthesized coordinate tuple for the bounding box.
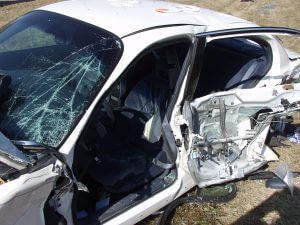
(40, 0, 251, 38)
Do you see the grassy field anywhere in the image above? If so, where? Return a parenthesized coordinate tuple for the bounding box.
(1, 0, 299, 224)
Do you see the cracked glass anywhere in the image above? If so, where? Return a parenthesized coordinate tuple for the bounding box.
(0, 11, 122, 147)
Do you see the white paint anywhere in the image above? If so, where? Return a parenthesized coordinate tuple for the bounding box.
(1, 1, 298, 224)
(39, 0, 251, 37)
(0, 165, 58, 225)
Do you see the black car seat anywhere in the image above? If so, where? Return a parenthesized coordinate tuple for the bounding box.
(88, 54, 175, 193)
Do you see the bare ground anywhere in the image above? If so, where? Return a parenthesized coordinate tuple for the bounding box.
(1, 0, 300, 224)
(0, 0, 60, 27)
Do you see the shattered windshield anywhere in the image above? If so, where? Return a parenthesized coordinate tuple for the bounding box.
(0, 11, 122, 147)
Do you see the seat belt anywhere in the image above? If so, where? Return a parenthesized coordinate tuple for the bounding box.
(236, 60, 258, 89)
(103, 99, 115, 124)
(152, 116, 178, 169)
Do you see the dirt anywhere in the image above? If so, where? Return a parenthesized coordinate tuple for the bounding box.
(168, 0, 300, 53)
(1, 0, 299, 225)
(0, 0, 60, 28)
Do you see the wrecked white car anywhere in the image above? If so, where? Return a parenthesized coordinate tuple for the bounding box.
(0, 0, 299, 224)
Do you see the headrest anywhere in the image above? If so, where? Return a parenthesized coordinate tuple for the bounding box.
(124, 76, 169, 117)
(154, 49, 181, 90)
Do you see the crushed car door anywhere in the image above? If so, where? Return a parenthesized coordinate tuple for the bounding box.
(184, 27, 300, 188)
(0, 164, 59, 225)
(0, 138, 68, 225)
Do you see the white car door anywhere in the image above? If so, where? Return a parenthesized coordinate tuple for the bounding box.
(184, 27, 300, 188)
(186, 84, 300, 187)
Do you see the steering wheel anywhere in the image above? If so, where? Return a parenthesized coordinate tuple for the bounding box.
(102, 98, 115, 125)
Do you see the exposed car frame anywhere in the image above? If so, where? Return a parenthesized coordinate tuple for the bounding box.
(0, 1, 299, 225)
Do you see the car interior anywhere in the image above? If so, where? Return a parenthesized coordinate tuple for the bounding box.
(194, 37, 272, 97)
(72, 40, 191, 224)
(69, 37, 272, 224)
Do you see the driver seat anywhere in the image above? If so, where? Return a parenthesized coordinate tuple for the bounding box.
(88, 64, 172, 193)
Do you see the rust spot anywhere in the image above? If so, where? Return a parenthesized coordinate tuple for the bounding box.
(282, 84, 294, 90)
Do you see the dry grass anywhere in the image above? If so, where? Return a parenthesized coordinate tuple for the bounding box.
(167, 0, 300, 53)
(1, 0, 300, 225)
(0, 0, 60, 27)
